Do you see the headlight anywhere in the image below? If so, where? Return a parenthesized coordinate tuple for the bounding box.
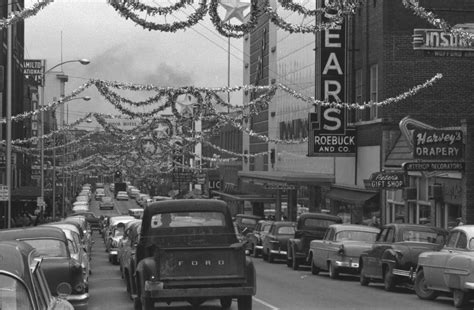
(57, 282, 72, 296)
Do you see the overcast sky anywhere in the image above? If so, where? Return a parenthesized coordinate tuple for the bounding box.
(24, 0, 246, 125)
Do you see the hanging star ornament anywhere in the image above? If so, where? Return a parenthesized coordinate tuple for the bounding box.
(220, 0, 251, 23)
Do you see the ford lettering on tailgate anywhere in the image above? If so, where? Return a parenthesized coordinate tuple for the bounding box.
(159, 248, 245, 279)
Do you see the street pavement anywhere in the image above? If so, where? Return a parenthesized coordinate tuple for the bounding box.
(84, 194, 461, 310)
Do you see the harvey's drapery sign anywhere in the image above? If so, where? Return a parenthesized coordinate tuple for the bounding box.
(413, 129, 463, 160)
(308, 0, 356, 156)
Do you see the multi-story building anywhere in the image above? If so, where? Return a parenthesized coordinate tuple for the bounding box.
(231, 0, 474, 228)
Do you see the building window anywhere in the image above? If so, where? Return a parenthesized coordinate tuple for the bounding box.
(369, 64, 378, 119)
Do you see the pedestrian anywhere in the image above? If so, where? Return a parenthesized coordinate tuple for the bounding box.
(456, 217, 464, 226)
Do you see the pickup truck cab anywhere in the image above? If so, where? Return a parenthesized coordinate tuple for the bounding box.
(134, 199, 256, 310)
(287, 213, 342, 270)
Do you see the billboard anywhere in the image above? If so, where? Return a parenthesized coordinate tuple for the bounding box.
(23, 59, 45, 86)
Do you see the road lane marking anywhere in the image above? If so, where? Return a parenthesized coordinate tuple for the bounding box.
(253, 297, 280, 310)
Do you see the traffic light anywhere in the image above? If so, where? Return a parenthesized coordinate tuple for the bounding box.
(115, 170, 122, 178)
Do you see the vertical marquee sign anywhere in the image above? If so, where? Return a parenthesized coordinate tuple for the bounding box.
(308, 0, 356, 156)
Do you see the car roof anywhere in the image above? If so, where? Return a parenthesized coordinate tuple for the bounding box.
(0, 226, 68, 243)
(0, 241, 38, 281)
(298, 213, 343, 221)
(109, 216, 136, 226)
(272, 221, 296, 227)
(235, 214, 262, 220)
(329, 224, 380, 232)
(44, 223, 81, 235)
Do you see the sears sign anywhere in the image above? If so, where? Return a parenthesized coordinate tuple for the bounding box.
(308, 0, 356, 156)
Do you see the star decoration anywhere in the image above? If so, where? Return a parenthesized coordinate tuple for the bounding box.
(220, 0, 250, 23)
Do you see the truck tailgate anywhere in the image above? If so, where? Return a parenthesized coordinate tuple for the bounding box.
(157, 246, 246, 281)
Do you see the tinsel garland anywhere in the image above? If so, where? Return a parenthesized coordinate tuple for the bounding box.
(208, 0, 263, 38)
(109, 0, 209, 32)
(402, 0, 474, 43)
(118, 0, 191, 16)
(1, 81, 93, 124)
(277, 0, 360, 17)
(0, 0, 53, 29)
(278, 73, 443, 109)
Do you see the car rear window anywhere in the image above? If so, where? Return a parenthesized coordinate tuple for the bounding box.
(303, 218, 337, 229)
(335, 230, 378, 242)
(402, 229, 445, 244)
(22, 239, 68, 257)
(151, 212, 226, 228)
(277, 226, 295, 235)
(0, 274, 32, 310)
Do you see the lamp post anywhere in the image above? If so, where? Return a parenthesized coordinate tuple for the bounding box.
(61, 96, 91, 218)
(40, 59, 90, 219)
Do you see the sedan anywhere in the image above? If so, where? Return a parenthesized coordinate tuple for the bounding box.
(416, 225, 474, 308)
(116, 191, 129, 201)
(99, 196, 115, 210)
(309, 224, 380, 279)
(262, 221, 295, 263)
(0, 240, 74, 310)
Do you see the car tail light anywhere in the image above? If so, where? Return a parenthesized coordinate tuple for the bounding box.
(74, 282, 85, 293)
(57, 282, 72, 297)
(337, 244, 345, 255)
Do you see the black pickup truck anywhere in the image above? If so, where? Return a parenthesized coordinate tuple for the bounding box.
(133, 199, 256, 310)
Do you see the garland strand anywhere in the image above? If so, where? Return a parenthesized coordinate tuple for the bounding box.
(0, 0, 54, 29)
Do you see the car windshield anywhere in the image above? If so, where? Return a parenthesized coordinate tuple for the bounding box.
(22, 239, 68, 257)
(0, 274, 33, 310)
(277, 226, 295, 235)
(335, 230, 378, 242)
(151, 211, 226, 228)
(402, 230, 445, 243)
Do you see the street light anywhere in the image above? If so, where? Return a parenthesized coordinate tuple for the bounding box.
(40, 59, 90, 219)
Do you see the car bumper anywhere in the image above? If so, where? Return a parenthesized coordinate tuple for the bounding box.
(270, 249, 287, 255)
(144, 282, 255, 299)
(66, 293, 89, 310)
(255, 245, 263, 250)
(334, 260, 359, 269)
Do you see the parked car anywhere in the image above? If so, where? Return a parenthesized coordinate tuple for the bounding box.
(129, 188, 140, 199)
(0, 227, 89, 309)
(415, 225, 474, 308)
(359, 223, 448, 291)
(234, 214, 263, 235)
(128, 208, 144, 219)
(44, 223, 91, 281)
(137, 193, 150, 207)
(100, 196, 115, 210)
(119, 221, 142, 299)
(133, 199, 256, 309)
(309, 224, 380, 278)
(116, 191, 129, 201)
(72, 204, 89, 213)
(95, 188, 105, 200)
(105, 216, 136, 264)
(69, 211, 101, 233)
(0, 240, 74, 310)
(246, 220, 273, 258)
(262, 221, 296, 263)
(64, 216, 93, 255)
(287, 213, 343, 270)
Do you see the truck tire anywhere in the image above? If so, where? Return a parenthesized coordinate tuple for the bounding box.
(359, 262, 369, 286)
(133, 297, 142, 310)
(383, 266, 395, 291)
(453, 289, 470, 308)
(141, 297, 154, 310)
(220, 297, 232, 309)
(286, 247, 292, 267)
(414, 269, 438, 300)
(311, 257, 320, 275)
(237, 296, 252, 310)
(292, 248, 299, 270)
(328, 262, 339, 279)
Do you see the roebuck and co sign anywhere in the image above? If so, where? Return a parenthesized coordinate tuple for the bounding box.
(308, 0, 356, 156)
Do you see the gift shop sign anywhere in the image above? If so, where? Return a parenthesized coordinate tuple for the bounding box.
(308, 1, 355, 156)
(368, 172, 405, 190)
(413, 129, 463, 160)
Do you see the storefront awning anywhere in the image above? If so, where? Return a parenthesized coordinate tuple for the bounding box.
(326, 187, 378, 205)
(238, 170, 334, 184)
(211, 190, 276, 202)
